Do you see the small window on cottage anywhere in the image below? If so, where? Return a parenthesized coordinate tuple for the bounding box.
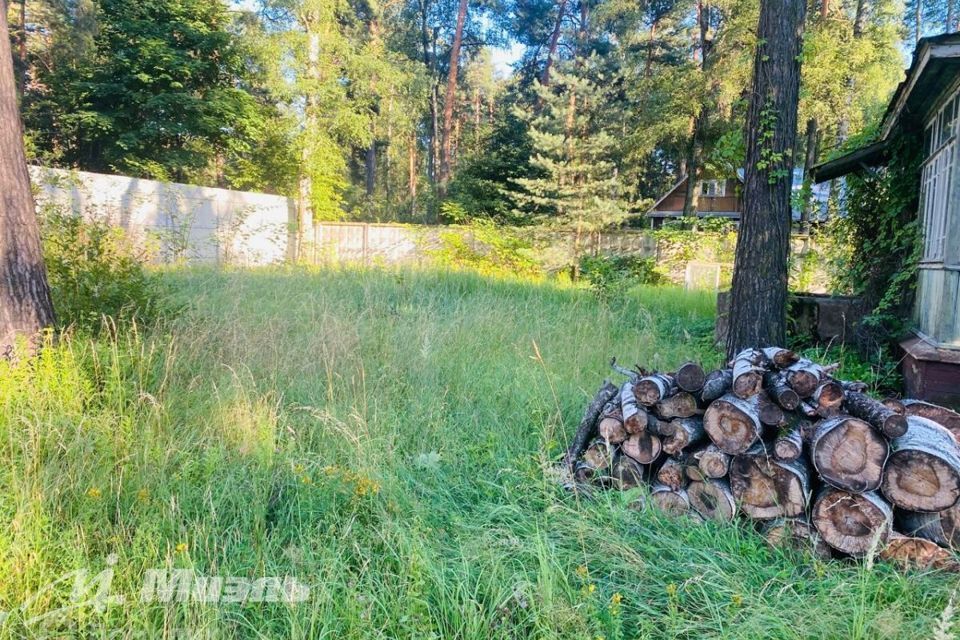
(700, 180, 726, 197)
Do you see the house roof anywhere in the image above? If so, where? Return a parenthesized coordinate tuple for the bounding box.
(811, 32, 960, 183)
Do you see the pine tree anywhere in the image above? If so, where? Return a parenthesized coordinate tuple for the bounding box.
(510, 61, 625, 278)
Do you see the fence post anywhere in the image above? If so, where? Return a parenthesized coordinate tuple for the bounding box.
(363, 223, 370, 264)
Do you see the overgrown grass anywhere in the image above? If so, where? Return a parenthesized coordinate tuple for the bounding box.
(0, 267, 955, 639)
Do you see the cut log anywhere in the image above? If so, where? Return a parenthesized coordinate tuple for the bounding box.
(882, 397, 906, 415)
(761, 346, 799, 369)
(729, 444, 810, 519)
(763, 371, 800, 410)
(597, 416, 627, 444)
(565, 382, 618, 472)
(622, 430, 662, 465)
(582, 438, 615, 471)
(811, 488, 892, 557)
(813, 380, 844, 417)
(785, 359, 825, 398)
(845, 391, 908, 438)
(774, 419, 805, 462)
(902, 400, 960, 444)
(695, 444, 731, 479)
(645, 411, 673, 437)
(760, 518, 831, 558)
(619, 381, 647, 434)
(656, 456, 688, 491)
(810, 416, 888, 492)
(611, 454, 646, 490)
(757, 392, 785, 427)
(650, 484, 690, 515)
(675, 361, 706, 392)
(881, 416, 960, 512)
(655, 391, 699, 419)
(662, 417, 705, 455)
(687, 478, 736, 522)
(635, 373, 676, 406)
(730, 348, 767, 398)
(798, 400, 819, 418)
(703, 393, 763, 454)
(700, 369, 733, 402)
(840, 380, 869, 394)
(880, 533, 959, 571)
(896, 506, 960, 547)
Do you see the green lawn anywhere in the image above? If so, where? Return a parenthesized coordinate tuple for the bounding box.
(0, 267, 956, 639)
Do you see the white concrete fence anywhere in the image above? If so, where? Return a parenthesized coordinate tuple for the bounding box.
(29, 166, 826, 292)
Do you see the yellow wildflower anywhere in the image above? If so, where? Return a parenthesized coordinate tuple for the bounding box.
(588, 584, 596, 594)
(611, 592, 623, 605)
(86, 487, 101, 499)
(175, 542, 189, 554)
(136, 488, 150, 502)
(300, 475, 313, 485)
(731, 593, 743, 607)
(575, 565, 589, 579)
(666, 583, 678, 597)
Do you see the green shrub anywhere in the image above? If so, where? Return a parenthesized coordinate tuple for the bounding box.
(426, 219, 542, 280)
(580, 254, 664, 298)
(39, 207, 168, 332)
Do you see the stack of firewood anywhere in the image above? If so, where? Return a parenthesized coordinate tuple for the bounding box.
(565, 348, 960, 569)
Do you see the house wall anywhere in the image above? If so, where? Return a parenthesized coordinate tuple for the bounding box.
(653, 178, 742, 214)
(915, 83, 960, 349)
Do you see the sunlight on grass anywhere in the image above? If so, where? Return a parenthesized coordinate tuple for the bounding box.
(0, 266, 955, 638)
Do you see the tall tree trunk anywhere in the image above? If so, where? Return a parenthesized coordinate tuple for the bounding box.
(682, 1, 710, 218)
(820, 0, 829, 18)
(0, 0, 55, 354)
(365, 143, 376, 197)
(725, 0, 806, 359)
(800, 118, 818, 233)
(408, 136, 417, 201)
(541, 0, 568, 87)
(419, 0, 436, 185)
(644, 19, 658, 78)
(438, 0, 469, 194)
(17, 0, 25, 96)
(297, 27, 321, 258)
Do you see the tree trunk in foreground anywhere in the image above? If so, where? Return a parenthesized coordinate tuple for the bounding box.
(0, 1, 55, 355)
(725, 0, 806, 359)
(438, 0, 468, 194)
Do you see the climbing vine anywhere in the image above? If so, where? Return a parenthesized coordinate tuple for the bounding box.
(824, 131, 923, 350)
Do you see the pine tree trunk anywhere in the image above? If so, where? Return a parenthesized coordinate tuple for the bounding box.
(419, 0, 437, 185)
(541, 0, 568, 87)
(724, 0, 806, 359)
(438, 0, 469, 194)
(0, 1, 56, 354)
(366, 143, 376, 197)
(408, 137, 418, 201)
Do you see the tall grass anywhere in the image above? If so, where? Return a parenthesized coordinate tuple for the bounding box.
(0, 267, 955, 639)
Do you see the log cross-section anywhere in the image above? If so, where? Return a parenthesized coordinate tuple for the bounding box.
(703, 393, 763, 454)
(881, 416, 960, 512)
(812, 488, 893, 557)
(810, 416, 888, 492)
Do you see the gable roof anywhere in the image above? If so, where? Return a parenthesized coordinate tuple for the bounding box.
(812, 32, 960, 183)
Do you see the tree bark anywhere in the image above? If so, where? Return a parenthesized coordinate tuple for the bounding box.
(700, 369, 732, 402)
(635, 373, 676, 406)
(902, 399, 960, 444)
(896, 505, 960, 547)
(365, 143, 376, 196)
(662, 417, 705, 455)
(540, 0, 568, 87)
(0, 1, 56, 354)
(763, 371, 800, 410)
(564, 381, 618, 472)
(438, 0, 469, 193)
(845, 391, 908, 438)
(725, 0, 806, 359)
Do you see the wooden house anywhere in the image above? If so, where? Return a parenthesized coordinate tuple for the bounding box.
(646, 171, 828, 228)
(647, 176, 743, 227)
(813, 33, 960, 406)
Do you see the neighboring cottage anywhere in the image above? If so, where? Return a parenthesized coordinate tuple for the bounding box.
(812, 33, 960, 407)
(646, 170, 828, 228)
